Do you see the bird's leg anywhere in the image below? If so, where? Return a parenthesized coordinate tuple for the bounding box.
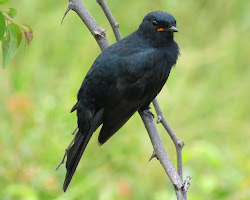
(141, 108, 154, 119)
(139, 105, 155, 119)
(56, 132, 77, 170)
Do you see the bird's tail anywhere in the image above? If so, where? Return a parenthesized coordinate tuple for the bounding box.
(63, 109, 104, 192)
(63, 131, 91, 192)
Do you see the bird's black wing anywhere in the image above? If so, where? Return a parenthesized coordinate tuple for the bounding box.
(98, 48, 164, 144)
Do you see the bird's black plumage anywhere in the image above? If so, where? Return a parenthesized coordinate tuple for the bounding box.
(63, 11, 179, 191)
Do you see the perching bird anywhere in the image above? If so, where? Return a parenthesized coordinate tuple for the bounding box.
(62, 11, 179, 191)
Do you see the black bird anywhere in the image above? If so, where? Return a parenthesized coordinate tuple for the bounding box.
(63, 11, 179, 191)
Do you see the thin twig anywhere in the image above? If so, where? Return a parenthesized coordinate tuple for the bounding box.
(152, 98, 185, 180)
(62, 0, 110, 51)
(56, 132, 78, 170)
(72, 127, 78, 135)
(96, 0, 122, 41)
(139, 110, 187, 200)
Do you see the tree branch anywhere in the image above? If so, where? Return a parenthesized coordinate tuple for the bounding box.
(62, 0, 109, 51)
(62, 0, 190, 199)
(152, 98, 185, 180)
(139, 110, 187, 200)
(96, 0, 122, 41)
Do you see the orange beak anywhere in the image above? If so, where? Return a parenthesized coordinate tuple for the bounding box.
(157, 26, 178, 32)
(157, 28, 165, 32)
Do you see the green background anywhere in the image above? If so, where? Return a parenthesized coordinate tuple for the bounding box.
(0, 0, 249, 199)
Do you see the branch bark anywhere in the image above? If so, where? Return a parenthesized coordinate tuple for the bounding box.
(62, 0, 109, 51)
(152, 98, 185, 181)
(62, 0, 190, 199)
(96, 0, 122, 41)
(139, 110, 187, 199)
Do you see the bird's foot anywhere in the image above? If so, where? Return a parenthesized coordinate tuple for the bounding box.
(142, 109, 154, 118)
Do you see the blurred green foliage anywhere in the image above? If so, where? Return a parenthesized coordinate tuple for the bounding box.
(0, 0, 249, 199)
(0, 3, 33, 69)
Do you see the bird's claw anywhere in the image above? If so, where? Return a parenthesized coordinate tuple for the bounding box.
(142, 109, 154, 118)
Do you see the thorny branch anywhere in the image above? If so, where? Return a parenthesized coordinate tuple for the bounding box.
(62, 0, 109, 50)
(61, 0, 190, 199)
(139, 110, 187, 200)
(153, 98, 185, 180)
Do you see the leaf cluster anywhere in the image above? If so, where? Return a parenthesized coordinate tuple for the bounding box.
(0, 1, 33, 68)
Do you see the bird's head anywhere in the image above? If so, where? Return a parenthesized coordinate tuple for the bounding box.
(138, 11, 178, 42)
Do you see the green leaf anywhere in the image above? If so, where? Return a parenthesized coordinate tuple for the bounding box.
(0, 0, 8, 5)
(11, 23, 23, 46)
(7, 8, 17, 18)
(2, 23, 23, 68)
(0, 11, 6, 40)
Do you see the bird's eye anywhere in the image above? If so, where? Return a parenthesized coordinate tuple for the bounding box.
(152, 20, 158, 26)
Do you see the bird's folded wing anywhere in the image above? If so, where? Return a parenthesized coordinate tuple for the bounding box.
(98, 48, 161, 145)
